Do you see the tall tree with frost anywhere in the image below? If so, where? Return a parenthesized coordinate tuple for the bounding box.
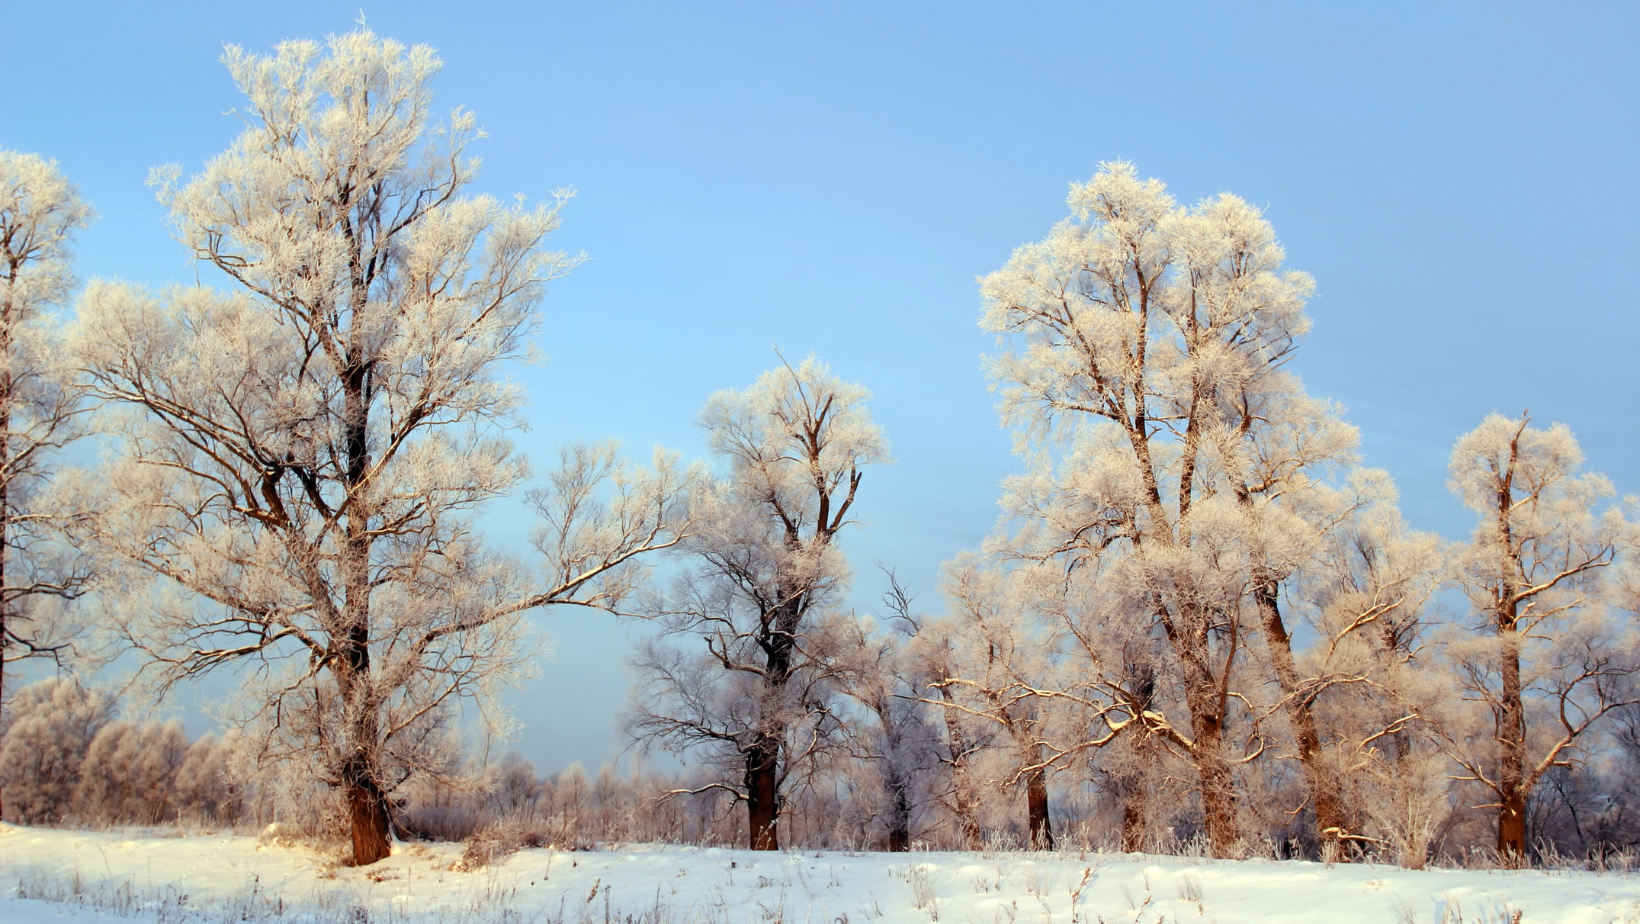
(630, 356, 886, 850)
(1444, 413, 1637, 863)
(980, 162, 1340, 856)
(72, 31, 700, 865)
(0, 151, 96, 822)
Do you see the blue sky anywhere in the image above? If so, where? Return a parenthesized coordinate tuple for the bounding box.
(8, 1, 1638, 773)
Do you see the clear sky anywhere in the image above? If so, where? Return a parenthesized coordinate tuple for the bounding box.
(7, 1, 1638, 774)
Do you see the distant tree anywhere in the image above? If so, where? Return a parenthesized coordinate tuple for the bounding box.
(906, 614, 989, 849)
(1294, 487, 1448, 866)
(936, 555, 1059, 849)
(72, 30, 701, 864)
(630, 356, 886, 850)
(0, 677, 112, 823)
(171, 732, 239, 823)
(833, 574, 940, 852)
(0, 150, 96, 821)
(1443, 413, 1638, 863)
(75, 720, 188, 824)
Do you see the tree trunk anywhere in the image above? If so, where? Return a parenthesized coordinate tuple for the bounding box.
(937, 687, 982, 849)
(1252, 573, 1349, 860)
(1025, 762, 1053, 850)
(745, 735, 781, 851)
(339, 365, 389, 866)
(1118, 658, 1158, 853)
(343, 751, 392, 866)
(884, 753, 911, 852)
(1497, 617, 1527, 863)
(0, 280, 12, 825)
(1181, 660, 1239, 858)
(885, 774, 911, 853)
(1120, 785, 1147, 852)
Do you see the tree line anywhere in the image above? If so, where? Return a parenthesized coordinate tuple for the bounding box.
(1, 29, 1636, 868)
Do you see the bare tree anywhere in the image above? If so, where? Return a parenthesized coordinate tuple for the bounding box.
(1442, 413, 1637, 863)
(0, 151, 96, 820)
(629, 356, 886, 850)
(70, 30, 700, 865)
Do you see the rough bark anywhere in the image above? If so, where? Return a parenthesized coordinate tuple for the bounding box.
(744, 594, 802, 851)
(339, 357, 392, 864)
(744, 735, 781, 851)
(1492, 446, 1529, 865)
(884, 764, 912, 852)
(1252, 572, 1350, 859)
(1025, 761, 1054, 850)
(879, 704, 912, 852)
(1497, 614, 1527, 862)
(343, 751, 392, 866)
(1120, 785, 1147, 852)
(1180, 651, 1239, 858)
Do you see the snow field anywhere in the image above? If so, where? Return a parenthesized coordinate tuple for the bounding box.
(3, 824, 1639, 924)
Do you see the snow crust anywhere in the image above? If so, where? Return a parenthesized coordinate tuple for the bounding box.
(2, 824, 1638, 924)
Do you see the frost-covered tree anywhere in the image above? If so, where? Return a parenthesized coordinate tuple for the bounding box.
(979, 162, 1328, 856)
(71, 30, 700, 864)
(75, 720, 188, 824)
(906, 614, 989, 849)
(1443, 413, 1637, 862)
(0, 151, 96, 821)
(936, 555, 1060, 849)
(0, 676, 112, 823)
(1293, 488, 1448, 865)
(833, 576, 940, 851)
(171, 732, 239, 823)
(630, 356, 886, 850)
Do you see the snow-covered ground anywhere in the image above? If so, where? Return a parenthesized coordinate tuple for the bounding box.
(2, 824, 1637, 924)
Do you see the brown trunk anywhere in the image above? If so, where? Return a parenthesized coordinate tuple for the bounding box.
(0, 271, 12, 825)
(743, 589, 803, 853)
(1120, 786, 1147, 852)
(1493, 446, 1528, 866)
(884, 759, 911, 852)
(1497, 616, 1527, 863)
(1117, 658, 1158, 853)
(343, 752, 392, 866)
(339, 363, 388, 865)
(1181, 659, 1239, 858)
(1025, 763, 1053, 850)
(745, 735, 780, 850)
(1252, 572, 1349, 859)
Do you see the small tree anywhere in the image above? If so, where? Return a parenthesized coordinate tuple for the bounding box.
(1295, 488, 1448, 866)
(0, 150, 96, 821)
(833, 575, 940, 852)
(630, 356, 886, 850)
(937, 557, 1060, 849)
(1443, 413, 1637, 863)
(73, 30, 700, 864)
